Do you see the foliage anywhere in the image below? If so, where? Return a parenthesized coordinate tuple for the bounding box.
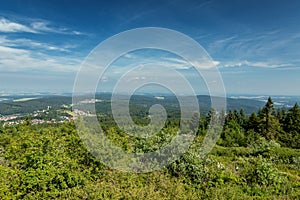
(0, 96, 300, 199)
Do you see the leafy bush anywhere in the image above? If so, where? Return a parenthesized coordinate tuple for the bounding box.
(0, 121, 299, 199)
(238, 156, 285, 187)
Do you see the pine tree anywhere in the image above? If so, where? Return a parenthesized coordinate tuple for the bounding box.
(225, 110, 235, 124)
(205, 108, 218, 128)
(221, 119, 245, 147)
(285, 103, 300, 132)
(278, 103, 300, 148)
(247, 112, 259, 132)
(239, 108, 246, 124)
(259, 97, 280, 140)
(262, 97, 274, 134)
(189, 112, 200, 133)
(276, 107, 287, 124)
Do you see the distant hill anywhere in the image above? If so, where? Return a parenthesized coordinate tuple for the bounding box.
(0, 96, 71, 116)
(0, 93, 267, 116)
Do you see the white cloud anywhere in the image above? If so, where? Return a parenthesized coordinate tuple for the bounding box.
(162, 57, 220, 70)
(189, 60, 215, 70)
(210, 36, 237, 49)
(31, 21, 62, 33)
(109, 55, 221, 73)
(212, 60, 220, 66)
(0, 45, 27, 54)
(0, 18, 36, 33)
(0, 36, 71, 52)
(72, 31, 84, 35)
(31, 21, 83, 35)
(208, 30, 300, 69)
(220, 60, 292, 68)
(162, 57, 188, 64)
(123, 53, 135, 59)
(0, 45, 81, 73)
(0, 17, 84, 35)
(31, 21, 52, 32)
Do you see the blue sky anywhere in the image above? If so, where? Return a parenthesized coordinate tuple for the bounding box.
(0, 0, 300, 95)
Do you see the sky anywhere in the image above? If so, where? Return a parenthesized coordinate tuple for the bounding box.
(0, 0, 300, 96)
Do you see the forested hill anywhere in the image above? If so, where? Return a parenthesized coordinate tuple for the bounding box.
(0, 96, 71, 115)
(0, 94, 268, 116)
(1, 93, 300, 116)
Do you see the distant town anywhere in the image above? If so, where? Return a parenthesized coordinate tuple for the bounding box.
(0, 98, 101, 126)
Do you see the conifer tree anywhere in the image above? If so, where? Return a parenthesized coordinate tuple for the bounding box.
(259, 97, 280, 140)
(284, 103, 300, 133)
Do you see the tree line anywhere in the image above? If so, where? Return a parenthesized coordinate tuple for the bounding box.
(214, 97, 300, 148)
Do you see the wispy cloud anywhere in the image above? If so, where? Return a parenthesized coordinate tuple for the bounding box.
(219, 60, 293, 69)
(208, 29, 300, 71)
(0, 44, 81, 73)
(162, 57, 220, 70)
(0, 16, 85, 74)
(0, 36, 72, 52)
(31, 21, 84, 35)
(0, 18, 36, 33)
(0, 17, 84, 35)
(209, 35, 237, 49)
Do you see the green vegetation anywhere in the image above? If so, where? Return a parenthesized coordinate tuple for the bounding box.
(0, 96, 71, 115)
(0, 94, 265, 116)
(0, 97, 299, 199)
